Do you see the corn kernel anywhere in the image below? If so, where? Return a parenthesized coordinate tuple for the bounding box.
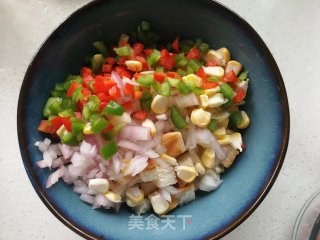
(175, 165, 198, 183)
(216, 47, 230, 63)
(201, 148, 215, 169)
(142, 119, 157, 136)
(104, 191, 121, 203)
(190, 108, 211, 127)
(125, 60, 142, 72)
(160, 154, 178, 165)
(83, 123, 93, 135)
(213, 126, 226, 139)
(226, 60, 242, 75)
(236, 111, 250, 129)
(151, 95, 169, 114)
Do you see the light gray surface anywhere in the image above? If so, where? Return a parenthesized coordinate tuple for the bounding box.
(1, 0, 320, 239)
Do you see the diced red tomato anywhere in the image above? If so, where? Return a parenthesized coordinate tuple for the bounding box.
(60, 117, 72, 132)
(51, 117, 63, 132)
(67, 82, 82, 97)
(166, 71, 177, 78)
(102, 64, 113, 73)
(93, 80, 117, 94)
(37, 120, 57, 134)
(133, 110, 147, 121)
(158, 49, 174, 70)
(122, 101, 132, 111)
(144, 49, 153, 56)
(109, 85, 121, 98)
(224, 70, 238, 82)
(196, 68, 207, 81)
(172, 36, 180, 52)
(133, 73, 142, 80)
(124, 83, 134, 95)
(133, 43, 144, 56)
(81, 88, 92, 98)
(115, 66, 132, 79)
(99, 101, 108, 112)
(102, 122, 114, 133)
(135, 56, 148, 70)
(82, 74, 94, 89)
(106, 57, 116, 65)
(186, 48, 200, 60)
(81, 67, 92, 78)
(119, 40, 129, 46)
(133, 90, 142, 100)
(202, 81, 218, 89)
(233, 88, 246, 103)
(117, 56, 127, 65)
(154, 72, 166, 83)
(205, 60, 218, 67)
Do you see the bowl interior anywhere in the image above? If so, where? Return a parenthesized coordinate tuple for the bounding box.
(18, 0, 289, 239)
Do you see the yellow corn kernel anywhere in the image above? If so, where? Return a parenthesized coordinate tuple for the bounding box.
(216, 47, 230, 63)
(104, 191, 121, 203)
(126, 187, 144, 205)
(151, 95, 169, 114)
(207, 50, 226, 66)
(204, 86, 220, 96)
(201, 148, 215, 169)
(56, 125, 66, 137)
(229, 132, 243, 152)
(226, 60, 243, 75)
(219, 118, 229, 128)
(237, 111, 250, 129)
(160, 154, 177, 165)
(203, 66, 224, 80)
(175, 165, 198, 183)
(195, 162, 206, 175)
(213, 126, 226, 139)
(190, 108, 211, 127)
(125, 60, 142, 72)
(218, 135, 231, 145)
(182, 74, 202, 87)
(83, 123, 93, 135)
(199, 95, 209, 109)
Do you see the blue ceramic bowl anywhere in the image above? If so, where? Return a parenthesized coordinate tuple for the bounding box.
(17, 0, 289, 239)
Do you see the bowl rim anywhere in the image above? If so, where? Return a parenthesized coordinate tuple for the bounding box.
(17, 0, 290, 239)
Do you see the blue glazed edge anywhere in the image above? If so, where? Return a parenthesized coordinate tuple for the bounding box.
(17, 0, 290, 239)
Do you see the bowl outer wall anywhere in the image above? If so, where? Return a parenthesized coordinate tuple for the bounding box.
(17, 0, 290, 239)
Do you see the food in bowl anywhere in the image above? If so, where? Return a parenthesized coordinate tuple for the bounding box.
(35, 21, 250, 215)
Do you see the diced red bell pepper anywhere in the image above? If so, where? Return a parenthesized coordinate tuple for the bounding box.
(224, 70, 238, 83)
(81, 88, 92, 98)
(67, 82, 82, 97)
(166, 71, 178, 78)
(133, 90, 142, 100)
(61, 117, 72, 132)
(102, 64, 113, 73)
(133, 73, 142, 80)
(99, 101, 108, 113)
(117, 56, 127, 65)
(133, 43, 144, 56)
(144, 49, 153, 56)
(124, 83, 134, 95)
(50, 117, 63, 132)
(119, 40, 129, 46)
(133, 110, 147, 121)
(186, 48, 201, 60)
(115, 66, 132, 79)
(37, 120, 57, 134)
(172, 36, 180, 52)
(233, 88, 246, 103)
(82, 74, 94, 89)
(202, 81, 218, 89)
(81, 67, 92, 78)
(109, 85, 121, 98)
(93, 80, 117, 94)
(241, 143, 246, 151)
(196, 68, 207, 81)
(158, 49, 174, 70)
(122, 101, 132, 111)
(154, 72, 166, 83)
(102, 122, 114, 133)
(106, 57, 116, 65)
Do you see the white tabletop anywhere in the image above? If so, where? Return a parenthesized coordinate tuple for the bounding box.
(1, 0, 320, 239)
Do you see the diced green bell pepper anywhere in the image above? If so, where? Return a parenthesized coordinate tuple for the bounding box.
(220, 83, 234, 100)
(171, 106, 188, 130)
(208, 119, 218, 132)
(238, 70, 249, 80)
(93, 41, 108, 56)
(137, 74, 155, 87)
(146, 49, 161, 66)
(114, 45, 131, 57)
(102, 101, 124, 116)
(229, 110, 243, 128)
(91, 117, 108, 133)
